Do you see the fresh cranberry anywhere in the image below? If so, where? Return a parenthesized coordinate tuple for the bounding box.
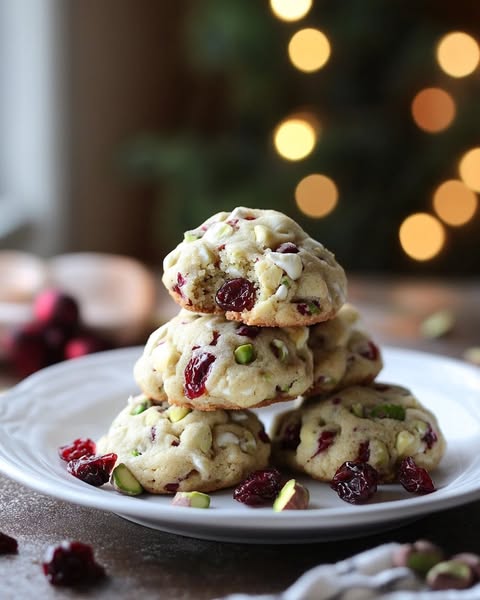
(358, 341, 380, 361)
(280, 422, 301, 451)
(64, 334, 109, 360)
(275, 242, 299, 254)
(233, 468, 284, 506)
(237, 325, 261, 338)
(422, 424, 438, 450)
(331, 461, 379, 504)
(67, 453, 117, 487)
(42, 540, 105, 586)
(34, 289, 80, 328)
(0, 532, 18, 554)
(312, 431, 337, 457)
(184, 352, 216, 399)
(398, 457, 435, 494)
(356, 441, 370, 462)
(215, 278, 256, 312)
(58, 438, 96, 462)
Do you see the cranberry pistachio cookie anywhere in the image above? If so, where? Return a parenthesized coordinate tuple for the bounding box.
(134, 310, 313, 410)
(306, 304, 383, 396)
(162, 207, 347, 327)
(271, 383, 445, 483)
(96, 395, 270, 494)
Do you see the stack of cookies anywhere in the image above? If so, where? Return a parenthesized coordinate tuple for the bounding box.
(98, 207, 445, 495)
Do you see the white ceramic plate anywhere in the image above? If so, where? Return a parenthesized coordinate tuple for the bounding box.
(0, 347, 479, 543)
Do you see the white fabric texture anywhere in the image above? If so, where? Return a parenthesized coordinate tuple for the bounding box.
(219, 543, 480, 600)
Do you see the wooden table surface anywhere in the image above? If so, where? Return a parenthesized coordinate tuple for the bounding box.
(0, 276, 479, 599)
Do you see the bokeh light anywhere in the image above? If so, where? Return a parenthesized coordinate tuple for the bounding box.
(270, 0, 312, 22)
(411, 88, 455, 133)
(274, 118, 317, 161)
(399, 213, 446, 261)
(295, 174, 338, 218)
(436, 32, 480, 78)
(433, 180, 478, 226)
(459, 148, 480, 192)
(288, 29, 331, 73)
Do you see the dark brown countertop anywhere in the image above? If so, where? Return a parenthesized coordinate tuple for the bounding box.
(1, 276, 479, 599)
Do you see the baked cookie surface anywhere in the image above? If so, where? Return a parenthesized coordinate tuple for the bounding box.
(271, 383, 445, 482)
(97, 395, 270, 494)
(162, 207, 347, 327)
(134, 310, 313, 410)
(306, 304, 383, 396)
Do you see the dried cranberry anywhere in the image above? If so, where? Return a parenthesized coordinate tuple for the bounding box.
(236, 325, 261, 338)
(244, 215, 256, 221)
(0, 532, 18, 554)
(58, 438, 96, 462)
(34, 289, 80, 328)
(356, 441, 370, 463)
(165, 483, 179, 493)
(398, 457, 435, 494)
(67, 453, 117, 487)
(422, 424, 438, 450)
(215, 278, 256, 312)
(296, 301, 320, 316)
(280, 422, 301, 451)
(331, 461, 379, 504)
(42, 540, 105, 586)
(172, 273, 190, 304)
(358, 341, 380, 361)
(312, 431, 337, 457)
(210, 331, 220, 346)
(184, 352, 216, 399)
(275, 242, 299, 254)
(233, 468, 284, 506)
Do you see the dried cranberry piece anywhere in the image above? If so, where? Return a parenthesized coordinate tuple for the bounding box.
(215, 278, 256, 312)
(280, 422, 301, 451)
(165, 483, 180, 493)
(58, 438, 96, 462)
(398, 457, 435, 494)
(275, 242, 299, 254)
(358, 341, 380, 361)
(236, 325, 261, 339)
(0, 532, 18, 554)
(67, 453, 117, 487)
(356, 441, 371, 463)
(296, 301, 320, 316)
(422, 424, 438, 450)
(244, 215, 256, 221)
(210, 331, 220, 346)
(42, 540, 105, 586)
(172, 272, 186, 297)
(233, 468, 284, 506)
(312, 431, 337, 457)
(331, 461, 379, 504)
(184, 352, 216, 399)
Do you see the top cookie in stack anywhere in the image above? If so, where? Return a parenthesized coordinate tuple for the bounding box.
(134, 207, 383, 411)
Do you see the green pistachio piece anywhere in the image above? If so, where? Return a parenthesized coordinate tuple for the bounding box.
(351, 403, 364, 418)
(130, 449, 141, 457)
(271, 339, 289, 362)
(280, 277, 291, 289)
(234, 343, 256, 365)
(369, 403, 406, 420)
(307, 302, 320, 315)
(420, 310, 455, 339)
(184, 231, 201, 242)
(273, 479, 309, 511)
(169, 406, 191, 423)
(130, 399, 152, 415)
(111, 463, 144, 496)
(171, 491, 211, 508)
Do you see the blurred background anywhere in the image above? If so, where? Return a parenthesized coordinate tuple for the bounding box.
(1, 0, 479, 272)
(0, 0, 479, 379)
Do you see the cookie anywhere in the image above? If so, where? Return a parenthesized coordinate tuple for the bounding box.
(306, 304, 383, 396)
(271, 383, 445, 482)
(97, 394, 270, 494)
(134, 310, 313, 410)
(162, 207, 347, 327)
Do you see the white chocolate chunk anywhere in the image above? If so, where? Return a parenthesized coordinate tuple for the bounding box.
(217, 432, 240, 447)
(275, 284, 289, 301)
(268, 252, 303, 281)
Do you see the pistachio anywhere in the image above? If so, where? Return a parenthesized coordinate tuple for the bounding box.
(369, 404, 406, 421)
(395, 431, 417, 456)
(111, 463, 144, 496)
(451, 553, 480, 579)
(169, 406, 191, 423)
(393, 540, 444, 576)
(234, 343, 256, 365)
(412, 419, 429, 436)
(208, 222, 234, 241)
(426, 560, 474, 591)
(130, 449, 141, 457)
(351, 403, 364, 418)
(280, 276, 291, 289)
(184, 231, 201, 242)
(171, 491, 211, 508)
(271, 339, 289, 362)
(273, 479, 309, 511)
(130, 399, 152, 416)
(421, 309, 455, 339)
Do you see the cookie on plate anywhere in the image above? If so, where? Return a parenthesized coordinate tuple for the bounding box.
(134, 310, 313, 410)
(306, 304, 383, 396)
(97, 395, 270, 494)
(271, 383, 445, 482)
(162, 206, 347, 327)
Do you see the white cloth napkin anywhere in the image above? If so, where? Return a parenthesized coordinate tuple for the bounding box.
(219, 543, 480, 600)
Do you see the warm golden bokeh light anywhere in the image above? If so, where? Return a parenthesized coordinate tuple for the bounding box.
(399, 213, 446, 261)
(273, 119, 317, 161)
(288, 28, 331, 73)
(411, 88, 455, 133)
(295, 174, 338, 218)
(436, 31, 480, 78)
(459, 148, 480, 192)
(433, 180, 478, 226)
(270, 0, 312, 22)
